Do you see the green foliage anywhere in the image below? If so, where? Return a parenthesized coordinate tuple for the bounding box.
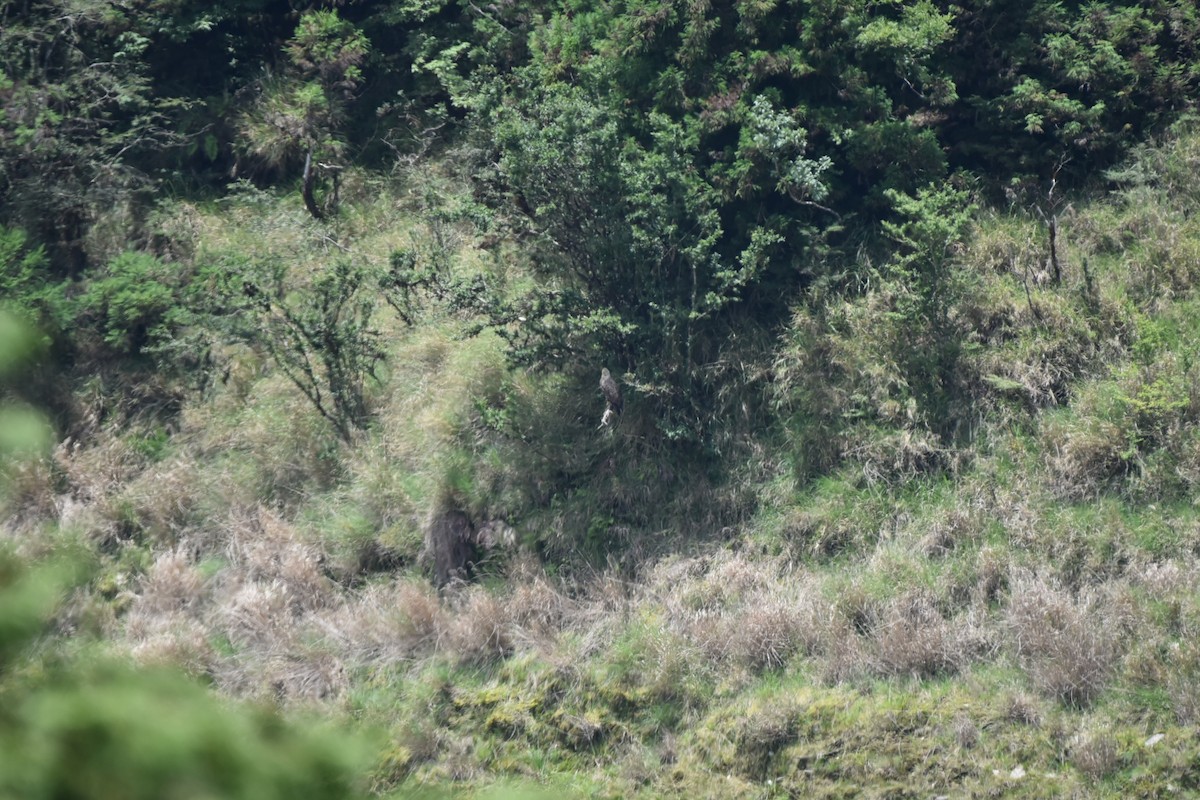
(0, 310, 54, 491)
(288, 10, 371, 91)
(77, 251, 181, 356)
(0, 550, 372, 800)
(444, 0, 1199, 447)
(0, 0, 176, 269)
(209, 256, 387, 443)
(884, 185, 975, 276)
(237, 9, 369, 219)
(882, 182, 976, 346)
(469, 76, 828, 441)
(773, 184, 977, 484)
(948, 0, 1200, 179)
(0, 227, 69, 338)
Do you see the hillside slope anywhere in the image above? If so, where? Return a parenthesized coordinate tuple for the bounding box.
(5, 122, 1200, 797)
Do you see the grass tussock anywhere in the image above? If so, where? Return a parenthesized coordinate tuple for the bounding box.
(1006, 573, 1134, 707)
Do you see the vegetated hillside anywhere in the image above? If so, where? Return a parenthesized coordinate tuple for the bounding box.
(4, 123, 1200, 798)
(5, 1, 1200, 798)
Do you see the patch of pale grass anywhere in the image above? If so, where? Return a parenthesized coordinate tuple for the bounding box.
(1068, 724, 1121, 782)
(55, 428, 145, 506)
(972, 545, 1011, 607)
(264, 646, 349, 702)
(112, 459, 203, 545)
(210, 640, 349, 703)
(135, 545, 209, 614)
(1132, 556, 1196, 596)
(1006, 573, 1133, 706)
(872, 591, 962, 679)
(952, 713, 979, 749)
(126, 612, 214, 675)
(505, 563, 572, 647)
(219, 579, 293, 650)
(444, 585, 514, 666)
(1004, 690, 1045, 727)
(817, 616, 872, 685)
(317, 579, 446, 665)
(224, 506, 334, 613)
(916, 508, 983, 558)
(649, 552, 829, 671)
(0, 455, 58, 536)
(661, 552, 773, 618)
(124, 551, 211, 667)
(1041, 407, 1132, 501)
(844, 427, 952, 487)
(722, 590, 823, 670)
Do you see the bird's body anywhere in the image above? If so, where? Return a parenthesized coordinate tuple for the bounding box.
(599, 368, 622, 427)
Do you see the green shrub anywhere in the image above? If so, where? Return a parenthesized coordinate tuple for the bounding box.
(77, 251, 181, 356)
(239, 257, 386, 443)
(0, 549, 373, 800)
(0, 227, 70, 341)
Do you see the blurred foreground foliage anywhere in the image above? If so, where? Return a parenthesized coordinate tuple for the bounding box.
(0, 548, 374, 800)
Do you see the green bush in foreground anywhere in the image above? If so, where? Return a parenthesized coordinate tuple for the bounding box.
(0, 551, 373, 800)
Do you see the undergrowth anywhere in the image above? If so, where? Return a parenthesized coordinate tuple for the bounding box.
(6, 125, 1200, 797)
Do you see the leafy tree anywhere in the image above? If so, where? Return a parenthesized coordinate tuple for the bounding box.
(946, 0, 1200, 182)
(451, 1, 950, 443)
(0, 310, 54, 464)
(236, 10, 369, 219)
(473, 82, 834, 440)
(76, 251, 182, 357)
(199, 255, 387, 443)
(0, 0, 176, 272)
(0, 227, 69, 341)
(881, 182, 976, 431)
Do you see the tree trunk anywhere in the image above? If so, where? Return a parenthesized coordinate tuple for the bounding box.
(302, 148, 324, 220)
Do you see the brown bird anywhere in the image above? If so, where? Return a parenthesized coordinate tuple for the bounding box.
(599, 368, 622, 428)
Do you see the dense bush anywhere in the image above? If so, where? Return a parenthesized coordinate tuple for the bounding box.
(76, 251, 183, 357)
(0, 227, 69, 342)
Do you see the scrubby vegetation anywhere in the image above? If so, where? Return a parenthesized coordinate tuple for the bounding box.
(5, 0, 1200, 797)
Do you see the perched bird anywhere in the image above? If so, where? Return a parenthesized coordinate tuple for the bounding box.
(599, 367, 622, 428)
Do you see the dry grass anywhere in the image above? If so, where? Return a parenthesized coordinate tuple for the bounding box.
(1165, 643, 1200, 726)
(1004, 691, 1045, 727)
(1068, 724, 1121, 781)
(1006, 573, 1133, 706)
(0, 455, 59, 539)
(917, 509, 979, 558)
(871, 590, 963, 679)
(843, 427, 954, 487)
(724, 592, 820, 670)
(126, 612, 215, 675)
(651, 552, 828, 672)
(225, 506, 335, 613)
(110, 459, 204, 545)
(315, 580, 445, 666)
(135, 545, 209, 614)
(504, 557, 573, 646)
(1042, 412, 1132, 501)
(951, 712, 978, 749)
(444, 585, 515, 666)
(107, 483, 583, 701)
